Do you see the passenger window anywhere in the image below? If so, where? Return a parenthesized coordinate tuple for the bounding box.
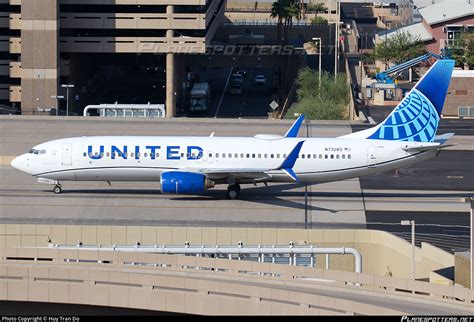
(307, 154, 310, 159)
(216, 153, 219, 158)
(330, 154, 334, 159)
(181, 153, 185, 158)
(240, 153, 244, 158)
(348, 155, 352, 159)
(192, 153, 196, 158)
(222, 153, 226, 158)
(34, 150, 39, 155)
(271, 154, 274, 158)
(324, 155, 328, 159)
(112, 153, 116, 158)
(319, 154, 323, 159)
(258, 154, 261, 158)
(246, 153, 250, 158)
(40, 150, 46, 154)
(302, 154, 305, 159)
(252, 154, 255, 158)
(276, 154, 280, 158)
(313, 154, 316, 159)
(134, 152, 138, 158)
(83, 152, 86, 157)
(264, 154, 268, 158)
(336, 155, 339, 159)
(100, 152, 104, 157)
(234, 153, 238, 158)
(95, 152, 99, 157)
(144, 153, 148, 157)
(131, 153, 134, 157)
(209, 153, 212, 157)
(228, 153, 232, 159)
(342, 155, 345, 159)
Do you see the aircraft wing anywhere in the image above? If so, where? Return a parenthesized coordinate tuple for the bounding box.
(177, 140, 305, 182)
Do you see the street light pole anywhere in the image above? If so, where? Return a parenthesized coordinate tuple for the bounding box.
(312, 37, 322, 95)
(401, 220, 415, 281)
(61, 84, 74, 116)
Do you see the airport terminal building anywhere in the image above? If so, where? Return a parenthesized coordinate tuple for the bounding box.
(0, 0, 225, 116)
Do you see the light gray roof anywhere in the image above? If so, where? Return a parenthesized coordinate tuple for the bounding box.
(377, 22, 433, 42)
(419, 0, 474, 25)
(413, 0, 446, 9)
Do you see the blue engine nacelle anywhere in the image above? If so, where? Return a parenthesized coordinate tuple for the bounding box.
(160, 171, 215, 194)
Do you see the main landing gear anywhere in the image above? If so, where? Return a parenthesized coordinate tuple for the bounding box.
(227, 184, 241, 200)
(53, 184, 62, 194)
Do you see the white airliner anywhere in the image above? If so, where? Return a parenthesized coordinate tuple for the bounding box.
(11, 60, 456, 199)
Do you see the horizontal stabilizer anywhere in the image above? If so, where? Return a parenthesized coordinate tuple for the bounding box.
(402, 143, 455, 152)
(434, 133, 455, 144)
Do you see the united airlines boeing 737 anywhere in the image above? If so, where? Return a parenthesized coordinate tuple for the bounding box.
(11, 60, 456, 199)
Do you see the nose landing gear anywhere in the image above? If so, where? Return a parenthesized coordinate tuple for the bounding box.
(53, 184, 62, 194)
(227, 183, 241, 199)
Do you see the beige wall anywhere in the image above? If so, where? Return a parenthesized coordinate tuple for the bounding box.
(0, 246, 472, 315)
(0, 224, 454, 281)
(444, 76, 474, 117)
(455, 253, 471, 288)
(20, 0, 58, 115)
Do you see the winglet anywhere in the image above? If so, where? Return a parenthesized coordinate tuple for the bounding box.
(284, 114, 305, 138)
(277, 140, 305, 182)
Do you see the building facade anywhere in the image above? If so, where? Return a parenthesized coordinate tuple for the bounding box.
(0, 0, 226, 116)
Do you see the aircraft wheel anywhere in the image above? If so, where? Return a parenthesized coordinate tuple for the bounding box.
(53, 185, 62, 194)
(227, 184, 240, 200)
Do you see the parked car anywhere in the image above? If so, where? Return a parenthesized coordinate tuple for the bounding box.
(230, 83, 242, 95)
(231, 73, 244, 84)
(254, 75, 266, 85)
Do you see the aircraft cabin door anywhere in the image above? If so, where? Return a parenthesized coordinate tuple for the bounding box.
(62, 143, 72, 166)
(367, 146, 377, 167)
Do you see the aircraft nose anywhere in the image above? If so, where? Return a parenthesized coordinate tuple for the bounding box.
(10, 154, 29, 173)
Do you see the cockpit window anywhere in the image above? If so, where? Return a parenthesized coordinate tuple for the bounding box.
(28, 148, 45, 154)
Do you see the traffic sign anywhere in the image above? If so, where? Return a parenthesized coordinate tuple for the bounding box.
(269, 100, 279, 111)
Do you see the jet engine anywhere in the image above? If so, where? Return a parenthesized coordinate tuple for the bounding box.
(160, 171, 215, 194)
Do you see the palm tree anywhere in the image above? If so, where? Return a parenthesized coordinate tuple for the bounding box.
(271, 0, 286, 44)
(284, 0, 300, 44)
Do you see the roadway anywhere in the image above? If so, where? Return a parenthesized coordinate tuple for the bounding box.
(0, 117, 472, 252)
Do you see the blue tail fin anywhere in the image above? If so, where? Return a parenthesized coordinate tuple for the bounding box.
(367, 59, 455, 142)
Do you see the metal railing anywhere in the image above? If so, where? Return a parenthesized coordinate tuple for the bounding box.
(48, 242, 362, 273)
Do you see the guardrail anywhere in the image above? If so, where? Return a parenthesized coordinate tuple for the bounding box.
(0, 247, 472, 310)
